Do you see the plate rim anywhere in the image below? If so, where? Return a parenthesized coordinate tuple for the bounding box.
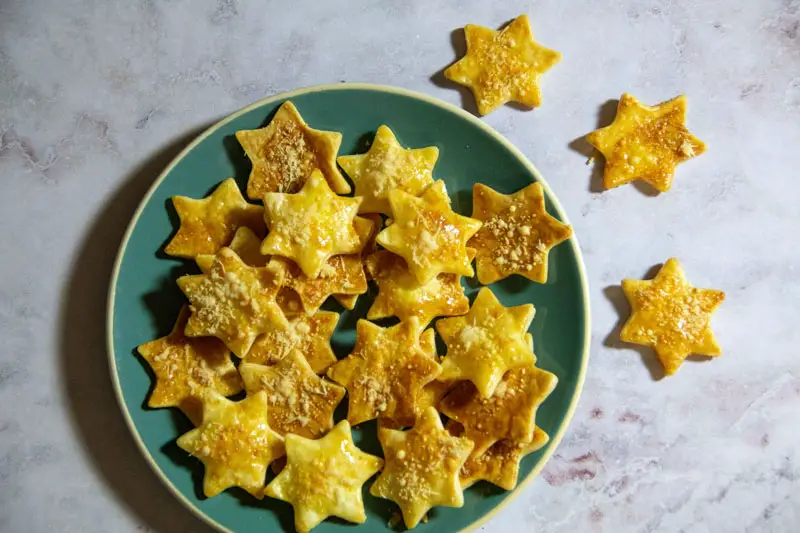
(106, 82, 591, 533)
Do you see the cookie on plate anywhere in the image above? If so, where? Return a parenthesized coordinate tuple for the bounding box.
(338, 125, 438, 215)
(176, 391, 285, 498)
(436, 287, 536, 398)
(236, 101, 350, 199)
(470, 182, 572, 284)
(370, 407, 474, 529)
(239, 351, 345, 439)
(376, 180, 481, 284)
(265, 420, 383, 532)
(165, 178, 264, 259)
(136, 306, 242, 425)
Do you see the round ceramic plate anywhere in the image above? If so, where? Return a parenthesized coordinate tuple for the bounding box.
(108, 84, 590, 533)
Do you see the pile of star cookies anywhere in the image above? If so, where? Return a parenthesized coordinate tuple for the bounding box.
(136, 99, 573, 531)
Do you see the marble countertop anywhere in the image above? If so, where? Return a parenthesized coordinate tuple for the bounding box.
(2, 0, 799, 531)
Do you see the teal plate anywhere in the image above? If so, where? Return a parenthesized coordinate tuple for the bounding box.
(108, 84, 590, 533)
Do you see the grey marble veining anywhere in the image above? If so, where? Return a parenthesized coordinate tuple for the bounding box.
(1, 0, 799, 531)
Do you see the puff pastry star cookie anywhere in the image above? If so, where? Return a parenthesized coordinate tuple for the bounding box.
(194, 228, 312, 319)
(196, 226, 267, 274)
(136, 306, 242, 425)
(262, 169, 367, 278)
(338, 125, 438, 215)
(269, 249, 368, 314)
(243, 310, 338, 373)
(444, 14, 561, 115)
(586, 93, 706, 192)
(370, 407, 474, 529)
(239, 352, 345, 439)
(470, 182, 572, 284)
(327, 318, 441, 427)
(177, 248, 288, 357)
(165, 178, 265, 259)
(448, 420, 549, 490)
(176, 391, 285, 498)
(236, 101, 350, 199)
(621, 258, 725, 375)
(365, 250, 470, 327)
(265, 421, 383, 533)
(436, 287, 536, 398)
(440, 364, 557, 454)
(376, 180, 482, 284)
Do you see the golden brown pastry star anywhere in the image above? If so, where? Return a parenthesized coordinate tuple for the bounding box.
(265, 421, 383, 533)
(444, 14, 561, 115)
(136, 306, 242, 425)
(176, 391, 285, 498)
(326, 317, 441, 427)
(235, 101, 350, 199)
(440, 364, 557, 454)
(261, 169, 366, 279)
(164, 178, 265, 259)
(448, 420, 550, 490)
(176, 248, 288, 357)
(337, 125, 438, 215)
(370, 407, 474, 529)
(376, 180, 482, 284)
(620, 257, 725, 375)
(243, 310, 339, 374)
(269, 249, 368, 314)
(239, 351, 345, 439)
(470, 182, 572, 284)
(365, 250, 470, 327)
(586, 93, 707, 192)
(436, 287, 536, 398)
(196, 226, 267, 274)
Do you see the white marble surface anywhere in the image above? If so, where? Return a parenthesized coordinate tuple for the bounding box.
(1, 0, 799, 531)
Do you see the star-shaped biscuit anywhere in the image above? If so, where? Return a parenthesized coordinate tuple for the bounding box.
(365, 250, 471, 327)
(269, 250, 368, 314)
(374, 328, 452, 433)
(176, 391, 285, 498)
(586, 93, 707, 192)
(376, 180, 482, 284)
(265, 420, 383, 533)
(436, 287, 536, 398)
(470, 182, 572, 284)
(447, 420, 550, 490)
(337, 125, 438, 215)
(262, 169, 366, 278)
(370, 407, 474, 529)
(444, 14, 561, 115)
(243, 310, 338, 373)
(239, 352, 345, 439)
(235, 101, 350, 199)
(176, 248, 288, 357)
(196, 226, 267, 274)
(164, 178, 265, 259)
(326, 317, 441, 427)
(136, 306, 242, 425)
(440, 363, 557, 454)
(620, 258, 725, 375)
(195, 232, 313, 321)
